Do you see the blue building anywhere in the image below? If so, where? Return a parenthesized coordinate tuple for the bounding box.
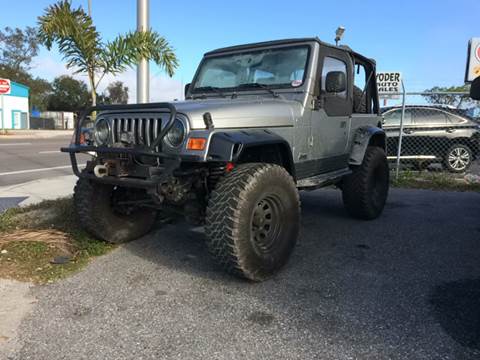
(0, 81, 30, 129)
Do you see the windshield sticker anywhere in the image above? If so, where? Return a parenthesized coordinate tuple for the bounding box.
(291, 80, 302, 87)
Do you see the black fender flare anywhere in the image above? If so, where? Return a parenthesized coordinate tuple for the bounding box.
(349, 126, 386, 165)
(207, 129, 295, 177)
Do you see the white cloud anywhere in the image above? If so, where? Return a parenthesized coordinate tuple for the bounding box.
(30, 56, 184, 103)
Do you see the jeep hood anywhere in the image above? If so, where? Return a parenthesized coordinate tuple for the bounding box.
(173, 98, 301, 129)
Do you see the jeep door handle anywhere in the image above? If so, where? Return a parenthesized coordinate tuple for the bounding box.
(446, 128, 456, 133)
(403, 129, 413, 134)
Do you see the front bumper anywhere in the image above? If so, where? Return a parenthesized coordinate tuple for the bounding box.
(61, 145, 202, 189)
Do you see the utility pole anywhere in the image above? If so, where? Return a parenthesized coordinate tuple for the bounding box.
(137, 0, 149, 103)
(87, 0, 92, 17)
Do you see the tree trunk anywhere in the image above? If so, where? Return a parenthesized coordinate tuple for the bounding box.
(88, 69, 97, 119)
(87, 68, 96, 105)
(91, 89, 97, 107)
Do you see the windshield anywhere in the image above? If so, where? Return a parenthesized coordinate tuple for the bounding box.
(191, 45, 310, 93)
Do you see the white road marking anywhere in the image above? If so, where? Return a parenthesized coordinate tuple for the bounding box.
(0, 164, 85, 176)
(38, 150, 60, 154)
(0, 143, 32, 146)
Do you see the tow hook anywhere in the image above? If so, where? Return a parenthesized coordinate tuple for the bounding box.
(94, 164, 108, 178)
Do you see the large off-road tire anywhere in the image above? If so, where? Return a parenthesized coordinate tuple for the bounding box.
(342, 146, 389, 220)
(443, 143, 472, 173)
(205, 163, 300, 281)
(74, 176, 157, 244)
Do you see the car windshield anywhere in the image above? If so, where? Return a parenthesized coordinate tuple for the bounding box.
(191, 46, 309, 93)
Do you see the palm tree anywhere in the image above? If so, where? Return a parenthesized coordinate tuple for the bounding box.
(38, 0, 178, 107)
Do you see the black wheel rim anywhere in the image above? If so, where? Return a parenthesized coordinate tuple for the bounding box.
(250, 194, 284, 255)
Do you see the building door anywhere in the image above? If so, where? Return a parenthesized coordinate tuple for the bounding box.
(21, 112, 27, 129)
(12, 111, 21, 129)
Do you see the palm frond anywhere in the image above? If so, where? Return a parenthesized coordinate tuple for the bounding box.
(102, 30, 179, 77)
(38, 1, 179, 102)
(37, 0, 101, 74)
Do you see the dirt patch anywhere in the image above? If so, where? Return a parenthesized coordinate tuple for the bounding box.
(0, 197, 113, 283)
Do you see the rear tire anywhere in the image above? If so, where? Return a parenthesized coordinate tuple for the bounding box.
(205, 163, 300, 281)
(74, 176, 157, 244)
(443, 143, 472, 173)
(342, 146, 389, 220)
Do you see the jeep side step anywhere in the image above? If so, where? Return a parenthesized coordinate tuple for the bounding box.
(296, 168, 351, 190)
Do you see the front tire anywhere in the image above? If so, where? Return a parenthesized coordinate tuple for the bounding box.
(74, 176, 157, 244)
(205, 163, 300, 281)
(342, 146, 389, 220)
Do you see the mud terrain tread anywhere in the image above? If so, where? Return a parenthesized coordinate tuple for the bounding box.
(74, 175, 156, 244)
(342, 146, 389, 220)
(205, 163, 300, 281)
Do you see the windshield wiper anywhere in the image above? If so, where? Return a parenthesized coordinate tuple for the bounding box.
(192, 86, 226, 98)
(236, 83, 279, 98)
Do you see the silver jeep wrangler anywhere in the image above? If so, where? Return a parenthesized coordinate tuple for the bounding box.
(63, 38, 389, 281)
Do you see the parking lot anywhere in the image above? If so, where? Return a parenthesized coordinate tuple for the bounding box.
(11, 188, 480, 360)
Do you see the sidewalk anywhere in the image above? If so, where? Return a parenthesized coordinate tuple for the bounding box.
(0, 130, 73, 139)
(0, 175, 77, 211)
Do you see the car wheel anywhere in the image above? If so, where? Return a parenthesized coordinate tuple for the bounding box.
(444, 144, 472, 173)
(205, 163, 300, 281)
(342, 146, 390, 220)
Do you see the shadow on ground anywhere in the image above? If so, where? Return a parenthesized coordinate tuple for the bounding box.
(430, 278, 480, 351)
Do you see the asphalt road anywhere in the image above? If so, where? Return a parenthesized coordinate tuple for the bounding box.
(12, 188, 480, 360)
(0, 136, 87, 187)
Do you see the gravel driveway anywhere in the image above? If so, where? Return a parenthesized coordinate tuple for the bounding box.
(8, 188, 480, 360)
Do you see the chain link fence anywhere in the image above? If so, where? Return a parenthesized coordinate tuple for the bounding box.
(382, 92, 480, 181)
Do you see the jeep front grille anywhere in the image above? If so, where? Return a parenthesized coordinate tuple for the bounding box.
(110, 116, 163, 149)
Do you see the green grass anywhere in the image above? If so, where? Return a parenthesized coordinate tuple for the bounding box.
(391, 170, 480, 192)
(0, 197, 114, 283)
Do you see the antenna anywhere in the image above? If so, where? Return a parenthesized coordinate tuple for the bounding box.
(335, 26, 345, 46)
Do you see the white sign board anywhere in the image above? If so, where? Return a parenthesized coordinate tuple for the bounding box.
(0, 78, 11, 95)
(465, 38, 480, 82)
(376, 72, 402, 99)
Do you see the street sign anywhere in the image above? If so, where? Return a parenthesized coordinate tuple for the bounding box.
(377, 72, 402, 99)
(465, 38, 480, 83)
(0, 79, 11, 95)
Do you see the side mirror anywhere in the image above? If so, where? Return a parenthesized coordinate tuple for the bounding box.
(184, 83, 191, 98)
(325, 71, 346, 93)
(470, 77, 480, 100)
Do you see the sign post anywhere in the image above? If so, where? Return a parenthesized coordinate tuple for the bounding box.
(0, 78, 11, 134)
(465, 38, 480, 83)
(377, 72, 405, 179)
(396, 80, 407, 180)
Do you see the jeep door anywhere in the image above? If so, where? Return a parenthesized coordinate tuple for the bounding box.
(310, 48, 352, 173)
(350, 57, 384, 149)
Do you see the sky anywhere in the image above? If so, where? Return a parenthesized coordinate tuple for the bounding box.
(0, 0, 478, 102)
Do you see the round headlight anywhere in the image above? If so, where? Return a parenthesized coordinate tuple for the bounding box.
(94, 118, 110, 145)
(165, 119, 186, 148)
